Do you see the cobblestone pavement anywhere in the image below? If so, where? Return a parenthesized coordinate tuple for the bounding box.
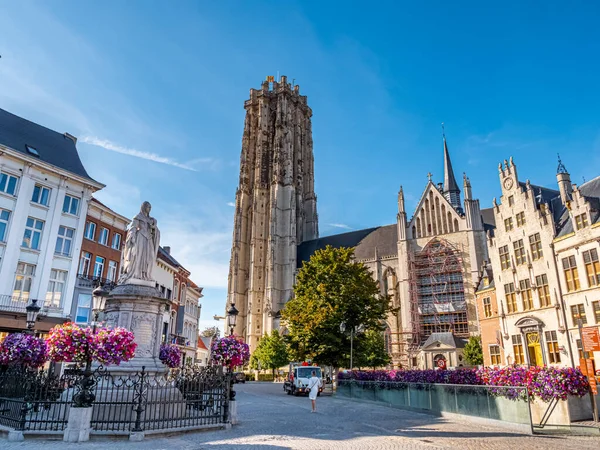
(3, 382, 600, 449)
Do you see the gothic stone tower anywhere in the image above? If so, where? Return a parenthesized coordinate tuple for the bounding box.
(227, 76, 318, 350)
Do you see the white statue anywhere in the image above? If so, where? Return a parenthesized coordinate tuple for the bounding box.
(119, 201, 160, 284)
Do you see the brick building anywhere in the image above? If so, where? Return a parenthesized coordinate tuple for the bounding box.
(71, 198, 128, 324)
(475, 263, 504, 366)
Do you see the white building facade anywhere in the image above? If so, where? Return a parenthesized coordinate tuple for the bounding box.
(0, 108, 102, 332)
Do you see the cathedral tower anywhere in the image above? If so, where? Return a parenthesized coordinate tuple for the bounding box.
(227, 76, 318, 350)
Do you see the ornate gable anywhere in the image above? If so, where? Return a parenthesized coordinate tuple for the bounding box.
(408, 181, 463, 239)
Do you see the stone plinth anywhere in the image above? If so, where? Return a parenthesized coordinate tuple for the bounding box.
(64, 407, 93, 442)
(103, 283, 168, 376)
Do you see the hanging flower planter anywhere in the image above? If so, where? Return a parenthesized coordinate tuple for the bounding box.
(94, 327, 137, 366)
(46, 322, 137, 366)
(46, 323, 95, 363)
(0, 333, 48, 368)
(159, 344, 182, 368)
(211, 335, 250, 369)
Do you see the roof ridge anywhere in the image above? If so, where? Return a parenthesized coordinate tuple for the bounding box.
(0, 107, 72, 141)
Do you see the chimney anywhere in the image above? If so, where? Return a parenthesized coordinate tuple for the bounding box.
(556, 155, 572, 204)
(163, 246, 171, 254)
(64, 132, 78, 144)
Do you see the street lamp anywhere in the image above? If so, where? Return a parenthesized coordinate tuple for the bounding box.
(227, 303, 239, 337)
(73, 284, 110, 408)
(340, 322, 364, 370)
(25, 299, 41, 334)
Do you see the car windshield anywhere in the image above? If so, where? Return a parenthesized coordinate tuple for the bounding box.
(297, 367, 321, 379)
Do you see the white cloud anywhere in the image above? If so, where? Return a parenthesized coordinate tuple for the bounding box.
(81, 136, 198, 171)
(226, 202, 235, 207)
(328, 223, 352, 230)
(158, 218, 231, 289)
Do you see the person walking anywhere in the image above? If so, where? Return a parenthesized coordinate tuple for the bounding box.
(307, 370, 322, 413)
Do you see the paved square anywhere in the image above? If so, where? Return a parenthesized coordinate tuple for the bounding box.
(3, 382, 599, 449)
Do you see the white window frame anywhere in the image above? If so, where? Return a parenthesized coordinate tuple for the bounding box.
(79, 251, 92, 276)
(0, 209, 10, 243)
(93, 256, 105, 278)
(55, 226, 75, 257)
(62, 195, 80, 216)
(31, 184, 51, 207)
(0, 172, 18, 196)
(84, 222, 96, 241)
(111, 233, 121, 250)
(46, 269, 67, 308)
(13, 262, 35, 300)
(75, 293, 92, 324)
(22, 217, 44, 250)
(98, 227, 109, 246)
(107, 261, 118, 282)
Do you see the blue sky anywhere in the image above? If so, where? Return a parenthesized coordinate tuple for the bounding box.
(1, 1, 599, 332)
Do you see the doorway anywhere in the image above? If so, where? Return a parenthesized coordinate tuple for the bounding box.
(526, 332, 543, 366)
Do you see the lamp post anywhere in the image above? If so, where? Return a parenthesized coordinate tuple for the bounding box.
(25, 299, 41, 334)
(340, 322, 364, 370)
(73, 284, 110, 408)
(227, 303, 239, 337)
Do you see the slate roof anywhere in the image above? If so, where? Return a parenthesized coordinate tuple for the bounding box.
(480, 207, 496, 236)
(158, 246, 181, 268)
(352, 224, 398, 260)
(0, 108, 95, 181)
(296, 227, 380, 267)
(476, 262, 495, 292)
(421, 332, 468, 350)
(553, 175, 600, 237)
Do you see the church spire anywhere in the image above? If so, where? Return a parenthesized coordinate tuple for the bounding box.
(442, 124, 461, 210)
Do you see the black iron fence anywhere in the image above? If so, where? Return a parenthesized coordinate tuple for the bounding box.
(90, 365, 230, 433)
(0, 368, 78, 432)
(0, 365, 230, 435)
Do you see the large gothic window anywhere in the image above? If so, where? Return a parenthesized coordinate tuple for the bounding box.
(411, 239, 467, 341)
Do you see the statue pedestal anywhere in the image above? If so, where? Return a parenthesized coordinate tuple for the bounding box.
(103, 283, 168, 376)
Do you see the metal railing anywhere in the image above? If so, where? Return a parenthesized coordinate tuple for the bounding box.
(90, 365, 230, 433)
(0, 365, 230, 434)
(76, 274, 117, 290)
(0, 295, 37, 314)
(0, 368, 79, 432)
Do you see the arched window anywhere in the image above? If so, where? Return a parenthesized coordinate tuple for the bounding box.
(454, 219, 459, 232)
(413, 239, 466, 339)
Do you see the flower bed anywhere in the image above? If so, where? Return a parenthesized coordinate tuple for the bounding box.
(339, 366, 590, 402)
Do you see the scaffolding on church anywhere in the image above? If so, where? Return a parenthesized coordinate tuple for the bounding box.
(406, 239, 468, 358)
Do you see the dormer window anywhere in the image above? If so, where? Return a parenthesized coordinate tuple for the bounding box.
(26, 145, 39, 157)
(575, 213, 588, 230)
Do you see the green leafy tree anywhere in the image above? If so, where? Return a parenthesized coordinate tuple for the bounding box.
(281, 246, 390, 369)
(463, 335, 484, 366)
(249, 330, 289, 378)
(354, 329, 390, 369)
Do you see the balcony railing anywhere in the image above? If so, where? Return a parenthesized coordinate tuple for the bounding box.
(76, 274, 117, 290)
(169, 334, 194, 347)
(0, 295, 39, 314)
